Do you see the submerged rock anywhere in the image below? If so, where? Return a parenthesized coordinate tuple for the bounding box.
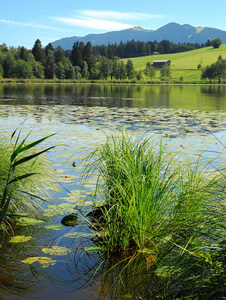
(86, 203, 111, 223)
(61, 213, 78, 226)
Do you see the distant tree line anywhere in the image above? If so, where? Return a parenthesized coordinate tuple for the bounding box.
(0, 38, 223, 81)
(92, 39, 212, 59)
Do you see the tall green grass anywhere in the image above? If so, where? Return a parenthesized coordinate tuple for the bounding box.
(0, 128, 55, 228)
(84, 128, 225, 298)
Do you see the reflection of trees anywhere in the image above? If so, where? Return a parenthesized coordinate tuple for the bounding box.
(145, 85, 171, 108)
(201, 85, 225, 96)
(1, 84, 225, 110)
(200, 85, 226, 110)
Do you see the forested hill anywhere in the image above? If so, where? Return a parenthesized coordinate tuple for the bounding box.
(51, 22, 226, 50)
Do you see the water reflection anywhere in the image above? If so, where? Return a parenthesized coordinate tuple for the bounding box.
(0, 225, 54, 299)
(65, 248, 164, 300)
(0, 84, 225, 111)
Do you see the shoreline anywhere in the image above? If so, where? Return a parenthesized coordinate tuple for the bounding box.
(0, 79, 226, 86)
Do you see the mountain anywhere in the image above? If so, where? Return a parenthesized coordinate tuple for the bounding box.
(51, 22, 226, 50)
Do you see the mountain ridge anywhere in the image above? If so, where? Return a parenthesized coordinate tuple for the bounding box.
(51, 22, 226, 50)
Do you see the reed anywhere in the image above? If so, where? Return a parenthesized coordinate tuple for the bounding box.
(0, 128, 55, 228)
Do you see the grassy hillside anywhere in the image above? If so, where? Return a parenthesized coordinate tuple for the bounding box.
(122, 45, 226, 82)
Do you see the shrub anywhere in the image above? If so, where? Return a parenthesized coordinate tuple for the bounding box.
(212, 38, 223, 49)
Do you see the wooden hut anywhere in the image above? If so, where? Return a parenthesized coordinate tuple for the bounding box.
(152, 60, 171, 69)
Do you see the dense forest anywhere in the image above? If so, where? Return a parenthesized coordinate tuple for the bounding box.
(92, 39, 211, 58)
(0, 38, 216, 80)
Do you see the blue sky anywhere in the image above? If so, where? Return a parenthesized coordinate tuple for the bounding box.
(1, 0, 226, 49)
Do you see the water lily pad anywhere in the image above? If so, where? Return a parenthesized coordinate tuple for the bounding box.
(45, 224, 65, 230)
(64, 232, 91, 238)
(9, 235, 32, 243)
(16, 217, 45, 226)
(22, 256, 56, 267)
(84, 245, 103, 252)
(43, 203, 77, 217)
(70, 189, 85, 196)
(42, 246, 70, 256)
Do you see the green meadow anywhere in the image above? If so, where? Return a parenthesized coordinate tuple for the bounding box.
(123, 45, 226, 82)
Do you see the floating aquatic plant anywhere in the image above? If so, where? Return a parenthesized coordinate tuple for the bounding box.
(22, 256, 56, 267)
(42, 246, 70, 256)
(9, 235, 32, 243)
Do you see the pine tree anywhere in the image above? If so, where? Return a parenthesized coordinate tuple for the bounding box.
(70, 42, 83, 69)
(32, 39, 46, 65)
(55, 45, 65, 63)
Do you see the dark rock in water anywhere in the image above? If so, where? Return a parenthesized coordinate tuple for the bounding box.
(86, 203, 111, 223)
(61, 213, 78, 226)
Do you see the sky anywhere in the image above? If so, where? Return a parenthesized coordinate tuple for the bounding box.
(1, 0, 226, 49)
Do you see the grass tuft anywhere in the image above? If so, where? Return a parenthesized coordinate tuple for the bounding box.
(83, 128, 225, 298)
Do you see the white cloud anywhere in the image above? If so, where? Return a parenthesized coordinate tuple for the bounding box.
(52, 10, 164, 32)
(54, 17, 133, 31)
(75, 10, 163, 20)
(0, 19, 61, 31)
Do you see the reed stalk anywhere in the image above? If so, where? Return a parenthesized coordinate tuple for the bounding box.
(0, 128, 55, 227)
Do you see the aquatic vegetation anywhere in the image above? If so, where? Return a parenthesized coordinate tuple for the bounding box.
(16, 217, 45, 226)
(9, 235, 32, 243)
(45, 224, 65, 230)
(21, 256, 57, 267)
(0, 128, 56, 229)
(83, 128, 225, 298)
(43, 203, 77, 218)
(85, 129, 221, 252)
(42, 246, 70, 256)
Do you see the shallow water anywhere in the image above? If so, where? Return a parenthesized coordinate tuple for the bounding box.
(0, 84, 225, 300)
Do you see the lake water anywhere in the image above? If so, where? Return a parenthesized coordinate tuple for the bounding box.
(0, 84, 226, 111)
(0, 84, 225, 300)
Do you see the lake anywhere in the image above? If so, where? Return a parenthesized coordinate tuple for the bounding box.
(0, 84, 226, 111)
(0, 83, 225, 300)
